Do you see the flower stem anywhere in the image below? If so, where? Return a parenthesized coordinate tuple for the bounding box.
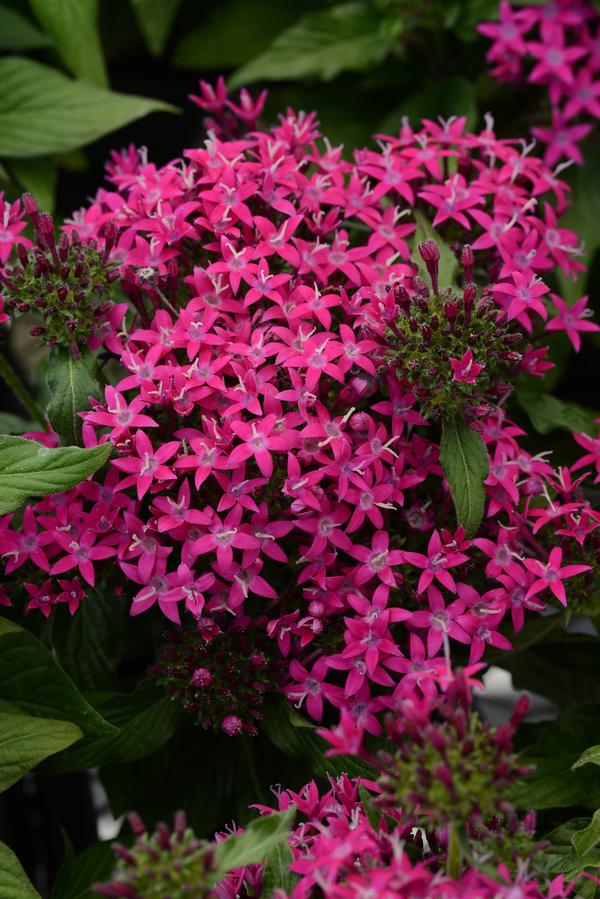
(0, 352, 46, 428)
(446, 821, 463, 879)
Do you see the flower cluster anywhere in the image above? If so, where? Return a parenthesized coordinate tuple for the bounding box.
(0, 81, 598, 743)
(0, 197, 121, 351)
(480, 0, 600, 165)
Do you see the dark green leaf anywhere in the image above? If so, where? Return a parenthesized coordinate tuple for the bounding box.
(453, 0, 500, 42)
(261, 842, 298, 897)
(50, 590, 127, 692)
(174, 0, 305, 69)
(0, 712, 81, 792)
(0, 435, 111, 514)
(573, 809, 600, 860)
(0, 842, 41, 899)
(381, 77, 478, 132)
(261, 696, 375, 779)
(573, 745, 600, 771)
(0, 6, 51, 51)
(28, 0, 107, 87)
(440, 415, 489, 536)
(231, 2, 395, 86)
(0, 57, 177, 159)
(0, 617, 116, 738)
(517, 391, 598, 437)
(9, 157, 57, 214)
(211, 808, 295, 883)
(129, 0, 182, 56)
(41, 680, 184, 772)
(48, 838, 114, 899)
(0, 413, 34, 434)
(412, 210, 459, 290)
(46, 349, 102, 447)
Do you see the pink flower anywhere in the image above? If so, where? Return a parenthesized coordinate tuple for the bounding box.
(450, 349, 484, 384)
(545, 294, 599, 351)
(523, 546, 591, 606)
(401, 530, 469, 594)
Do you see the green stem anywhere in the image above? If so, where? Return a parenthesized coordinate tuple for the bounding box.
(243, 734, 266, 803)
(446, 822, 463, 879)
(0, 352, 46, 428)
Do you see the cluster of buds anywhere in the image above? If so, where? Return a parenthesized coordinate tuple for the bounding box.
(376, 674, 536, 858)
(93, 811, 217, 899)
(0, 194, 119, 352)
(369, 242, 537, 419)
(152, 619, 285, 736)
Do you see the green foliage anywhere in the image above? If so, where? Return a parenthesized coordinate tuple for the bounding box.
(231, 2, 398, 87)
(440, 415, 489, 536)
(0, 842, 41, 899)
(0, 6, 50, 51)
(381, 76, 478, 131)
(45, 350, 102, 447)
(48, 837, 115, 899)
(0, 711, 81, 791)
(0, 57, 176, 159)
(28, 0, 107, 87)
(261, 842, 298, 897)
(0, 435, 111, 514)
(573, 744, 600, 770)
(210, 808, 295, 885)
(129, 0, 183, 57)
(0, 616, 116, 737)
(517, 391, 598, 436)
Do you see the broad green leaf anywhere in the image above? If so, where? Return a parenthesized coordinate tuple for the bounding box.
(231, 2, 395, 86)
(211, 808, 295, 883)
(261, 696, 375, 780)
(412, 210, 459, 290)
(573, 745, 600, 770)
(0, 6, 51, 50)
(0, 57, 177, 159)
(50, 591, 126, 692)
(0, 617, 116, 738)
(174, 0, 307, 69)
(9, 157, 57, 214)
(573, 809, 600, 860)
(28, 0, 107, 87)
(0, 842, 41, 899)
(0, 712, 81, 792)
(46, 349, 102, 447)
(544, 817, 600, 885)
(517, 391, 598, 437)
(41, 680, 184, 772)
(507, 703, 600, 810)
(440, 415, 488, 536)
(261, 842, 298, 897)
(0, 436, 111, 514)
(48, 837, 114, 899)
(0, 413, 34, 434)
(129, 0, 182, 56)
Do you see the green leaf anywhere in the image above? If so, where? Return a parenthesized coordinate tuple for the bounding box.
(9, 157, 57, 213)
(261, 842, 298, 897)
(0, 712, 82, 792)
(0, 617, 116, 738)
(0, 6, 51, 50)
(573, 809, 600, 860)
(261, 696, 376, 779)
(50, 590, 127, 692)
(231, 2, 394, 86)
(41, 680, 184, 772)
(0, 842, 41, 899)
(0, 435, 111, 514)
(412, 210, 459, 290)
(211, 808, 295, 884)
(46, 349, 102, 447)
(381, 77, 478, 133)
(28, 0, 107, 87)
(129, 0, 182, 56)
(174, 0, 305, 69)
(440, 414, 489, 537)
(573, 745, 600, 771)
(0, 57, 178, 159)
(507, 703, 600, 810)
(0, 413, 34, 434)
(453, 0, 500, 42)
(517, 391, 598, 437)
(48, 838, 114, 899)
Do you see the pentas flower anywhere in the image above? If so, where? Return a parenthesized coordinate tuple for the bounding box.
(545, 293, 600, 350)
(481, 1, 600, 165)
(0, 79, 597, 737)
(523, 546, 591, 605)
